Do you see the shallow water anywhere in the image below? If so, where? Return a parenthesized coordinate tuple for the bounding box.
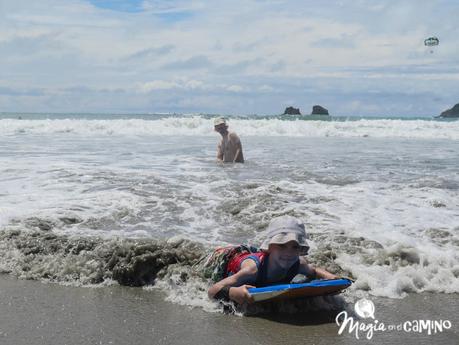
(0, 115, 458, 304)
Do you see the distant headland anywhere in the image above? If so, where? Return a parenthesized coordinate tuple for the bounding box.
(283, 106, 301, 115)
(438, 103, 459, 118)
(311, 105, 329, 115)
(283, 105, 330, 116)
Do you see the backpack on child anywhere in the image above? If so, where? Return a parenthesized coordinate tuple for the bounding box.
(197, 244, 259, 282)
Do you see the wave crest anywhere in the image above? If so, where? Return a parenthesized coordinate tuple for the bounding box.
(2, 117, 459, 139)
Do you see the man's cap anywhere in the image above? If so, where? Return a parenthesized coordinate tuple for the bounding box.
(213, 117, 227, 126)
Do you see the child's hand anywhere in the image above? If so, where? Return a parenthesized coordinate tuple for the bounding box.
(229, 285, 255, 304)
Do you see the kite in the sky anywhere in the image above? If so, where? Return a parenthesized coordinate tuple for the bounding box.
(424, 37, 439, 53)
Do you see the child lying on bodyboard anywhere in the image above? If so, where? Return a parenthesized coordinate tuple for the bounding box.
(206, 216, 339, 304)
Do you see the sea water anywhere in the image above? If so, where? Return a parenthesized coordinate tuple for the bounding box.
(0, 113, 458, 309)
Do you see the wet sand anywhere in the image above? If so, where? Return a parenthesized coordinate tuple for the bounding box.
(0, 275, 457, 345)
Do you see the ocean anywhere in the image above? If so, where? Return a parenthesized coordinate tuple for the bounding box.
(0, 113, 458, 313)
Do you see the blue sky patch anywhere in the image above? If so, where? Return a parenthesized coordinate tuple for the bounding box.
(88, 0, 144, 13)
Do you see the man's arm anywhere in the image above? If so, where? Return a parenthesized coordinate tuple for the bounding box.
(229, 133, 244, 163)
(216, 141, 223, 161)
(233, 147, 241, 163)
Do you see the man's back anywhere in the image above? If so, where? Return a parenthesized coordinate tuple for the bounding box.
(217, 131, 244, 163)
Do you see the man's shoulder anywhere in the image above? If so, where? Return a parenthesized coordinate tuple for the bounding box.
(228, 131, 241, 141)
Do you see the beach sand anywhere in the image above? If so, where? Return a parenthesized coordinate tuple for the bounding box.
(0, 275, 457, 345)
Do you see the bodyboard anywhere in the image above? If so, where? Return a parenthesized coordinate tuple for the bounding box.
(248, 278, 352, 302)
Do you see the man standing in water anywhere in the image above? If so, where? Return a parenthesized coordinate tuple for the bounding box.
(214, 117, 244, 163)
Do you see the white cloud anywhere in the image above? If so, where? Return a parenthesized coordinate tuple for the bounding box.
(258, 85, 274, 92)
(139, 78, 205, 92)
(225, 85, 244, 93)
(140, 80, 180, 92)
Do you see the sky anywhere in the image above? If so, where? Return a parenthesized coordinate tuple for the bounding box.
(0, 0, 458, 116)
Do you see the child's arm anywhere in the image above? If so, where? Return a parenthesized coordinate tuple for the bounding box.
(314, 267, 338, 280)
(299, 257, 338, 280)
(208, 260, 258, 304)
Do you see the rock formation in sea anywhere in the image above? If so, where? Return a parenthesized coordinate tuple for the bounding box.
(283, 106, 301, 115)
(311, 105, 329, 115)
(439, 103, 459, 118)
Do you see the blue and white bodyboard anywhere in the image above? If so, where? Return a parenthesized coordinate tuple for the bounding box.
(248, 278, 352, 302)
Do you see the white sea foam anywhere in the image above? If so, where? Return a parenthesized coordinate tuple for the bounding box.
(0, 117, 458, 299)
(302, 180, 459, 297)
(1, 117, 459, 139)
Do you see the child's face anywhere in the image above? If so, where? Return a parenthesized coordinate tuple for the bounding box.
(269, 241, 301, 269)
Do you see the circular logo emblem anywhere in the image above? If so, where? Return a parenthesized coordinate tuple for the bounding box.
(354, 298, 375, 319)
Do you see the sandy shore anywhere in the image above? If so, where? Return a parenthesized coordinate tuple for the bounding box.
(0, 275, 457, 345)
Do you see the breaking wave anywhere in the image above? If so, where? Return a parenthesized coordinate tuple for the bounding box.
(0, 226, 457, 305)
(1, 117, 459, 139)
